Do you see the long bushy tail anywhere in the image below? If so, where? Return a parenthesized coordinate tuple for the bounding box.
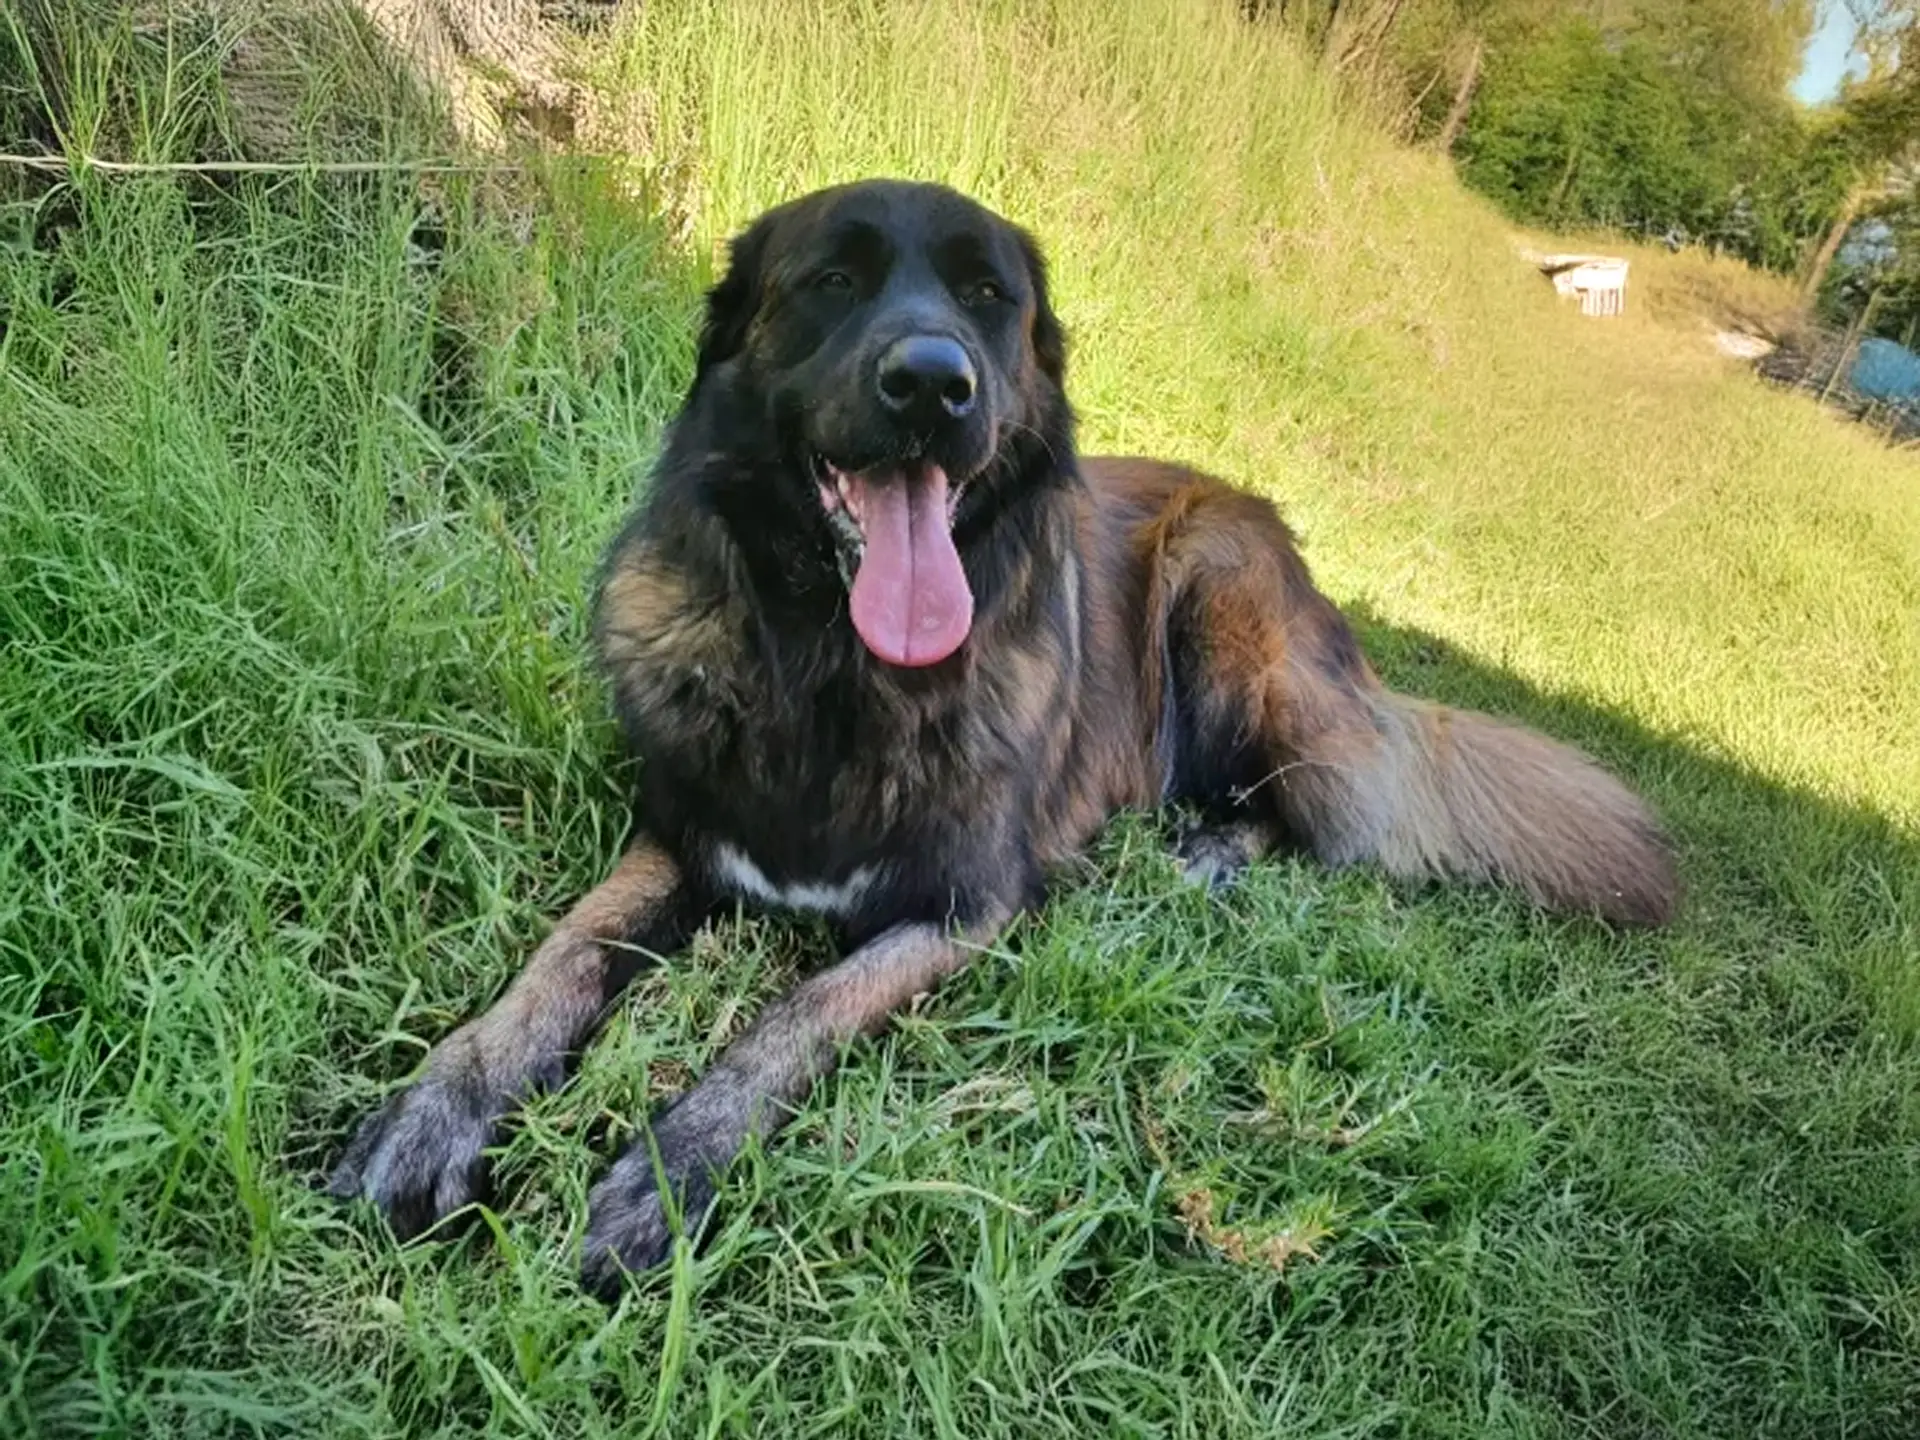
(1285, 690, 1680, 928)
(1110, 454, 1677, 927)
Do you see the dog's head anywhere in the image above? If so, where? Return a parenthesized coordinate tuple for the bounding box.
(685, 179, 1071, 668)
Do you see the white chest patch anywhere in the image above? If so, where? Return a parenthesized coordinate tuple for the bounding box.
(712, 842, 876, 916)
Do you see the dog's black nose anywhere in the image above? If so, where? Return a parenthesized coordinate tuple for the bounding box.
(876, 335, 977, 422)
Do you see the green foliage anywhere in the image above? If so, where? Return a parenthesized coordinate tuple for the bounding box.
(1818, 20, 1920, 338)
(1825, 199, 1920, 341)
(1243, 2, 1850, 278)
(1457, 14, 1829, 268)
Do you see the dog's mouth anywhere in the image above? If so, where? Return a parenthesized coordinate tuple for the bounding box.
(810, 451, 973, 668)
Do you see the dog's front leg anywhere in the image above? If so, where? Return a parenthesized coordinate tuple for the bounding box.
(328, 837, 708, 1239)
(581, 907, 1007, 1295)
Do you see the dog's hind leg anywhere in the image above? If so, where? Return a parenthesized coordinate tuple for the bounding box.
(1159, 490, 1675, 924)
(1144, 485, 1313, 886)
(1173, 817, 1276, 890)
(581, 905, 1010, 1296)
(328, 837, 711, 1239)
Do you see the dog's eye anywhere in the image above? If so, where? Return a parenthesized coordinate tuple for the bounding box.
(964, 279, 1007, 307)
(815, 269, 854, 292)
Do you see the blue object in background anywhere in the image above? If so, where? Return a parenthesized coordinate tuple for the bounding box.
(1850, 337, 1920, 402)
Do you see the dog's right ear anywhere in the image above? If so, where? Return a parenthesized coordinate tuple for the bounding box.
(1014, 225, 1067, 385)
(694, 217, 773, 376)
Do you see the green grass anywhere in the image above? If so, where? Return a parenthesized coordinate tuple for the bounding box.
(4, 1, 1919, 1435)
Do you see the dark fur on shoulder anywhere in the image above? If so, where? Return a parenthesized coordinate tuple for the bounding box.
(328, 180, 1678, 1295)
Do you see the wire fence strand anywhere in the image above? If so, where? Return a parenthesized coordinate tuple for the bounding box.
(0, 151, 624, 177)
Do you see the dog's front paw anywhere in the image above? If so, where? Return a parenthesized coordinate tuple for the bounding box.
(327, 1048, 505, 1240)
(580, 1106, 730, 1298)
(1173, 821, 1267, 891)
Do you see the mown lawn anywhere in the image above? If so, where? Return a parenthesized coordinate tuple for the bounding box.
(4, 2, 1918, 1436)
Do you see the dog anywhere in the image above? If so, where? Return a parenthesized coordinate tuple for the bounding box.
(328, 179, 1677, 1295)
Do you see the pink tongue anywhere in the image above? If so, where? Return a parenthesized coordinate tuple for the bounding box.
(845, 463, 974, 667)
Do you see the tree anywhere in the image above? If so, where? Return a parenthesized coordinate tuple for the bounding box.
(1240, 0, 1417, 72)
(1843, 0, 1918, 74)
(1442, 2, 1830, 266)
(313, 0, 589, 149)
(1802, 5, 1919, 300)
(1433, 34, 1482, 153)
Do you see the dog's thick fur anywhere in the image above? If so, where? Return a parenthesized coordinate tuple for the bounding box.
(329, 180, 1677, 1294)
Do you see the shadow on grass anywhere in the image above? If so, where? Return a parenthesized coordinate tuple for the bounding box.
(1345, 600, 1920, 1039)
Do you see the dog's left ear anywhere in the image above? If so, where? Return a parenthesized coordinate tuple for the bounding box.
(695, 216, 774, 376)
(1016, 227, 1067, 385)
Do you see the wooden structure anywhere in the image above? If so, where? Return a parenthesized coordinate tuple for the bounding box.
(1531, 253, 1630, 318)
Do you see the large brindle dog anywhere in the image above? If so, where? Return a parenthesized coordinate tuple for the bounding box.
(329, 179, 1677, 1294)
